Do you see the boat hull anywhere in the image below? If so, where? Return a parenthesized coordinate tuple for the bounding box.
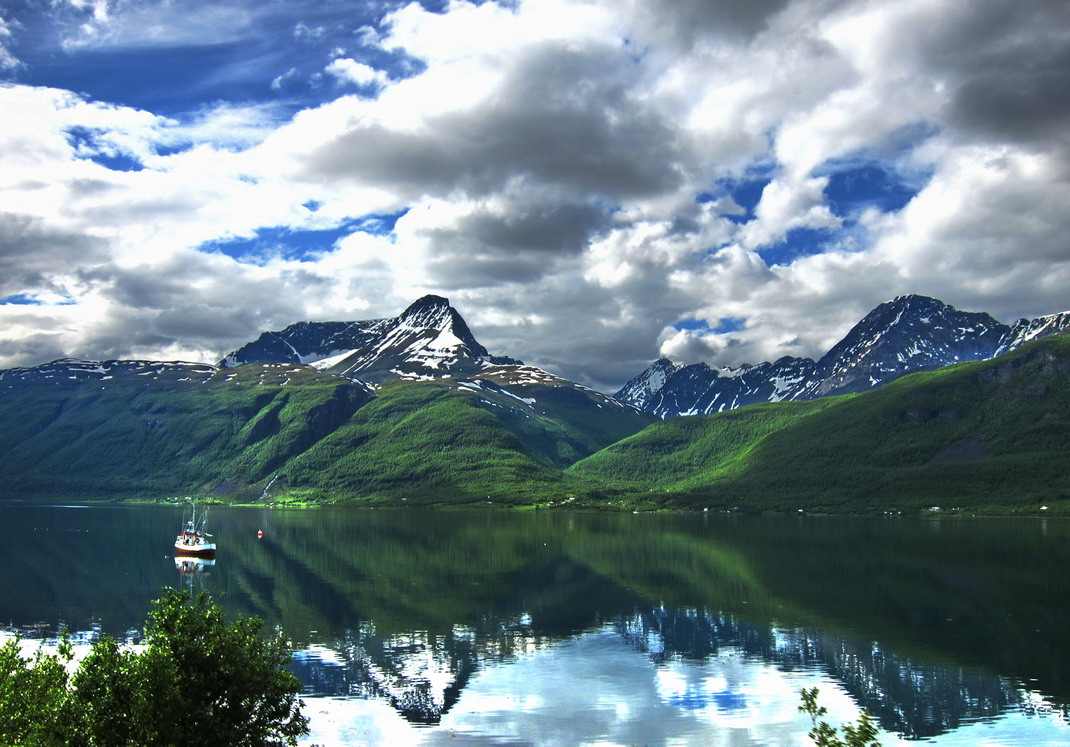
(175, 538, 216, 557)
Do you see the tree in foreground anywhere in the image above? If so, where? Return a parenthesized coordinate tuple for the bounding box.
(799, 687, 881, 747)
(0, 588, 309, 746)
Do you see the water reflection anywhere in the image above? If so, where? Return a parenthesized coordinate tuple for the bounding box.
(2, 505, 1068, 745)
(175, 556, 215, 575)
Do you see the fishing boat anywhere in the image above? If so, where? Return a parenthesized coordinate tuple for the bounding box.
(175, 500, 216, 557)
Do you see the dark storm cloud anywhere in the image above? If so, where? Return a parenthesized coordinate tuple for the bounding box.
(421, 199, 611, 287)
(0, 331, 70, 365)
(623, 0, 794, 45)
(80, 266, 191, 309)
(74, 254, 320, 361)
(919, 0, 1070, 146)
(304, 42, 686, 201)
(429, 252, 558, 288)
(454, 202, 609, 254)
(0, 212, 107, 294)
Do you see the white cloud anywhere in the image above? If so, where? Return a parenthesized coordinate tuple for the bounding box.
(293, 22, 326, 41)
(1, 0, 1068, 392)
(271, 67, 299, 91)
(324, 58, 388, 89)
(738, 177, 841, 251)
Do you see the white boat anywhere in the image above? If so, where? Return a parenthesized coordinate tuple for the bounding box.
(175, 500, 216, 557)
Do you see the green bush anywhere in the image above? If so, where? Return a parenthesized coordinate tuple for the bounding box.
(0, 589, 308, 746)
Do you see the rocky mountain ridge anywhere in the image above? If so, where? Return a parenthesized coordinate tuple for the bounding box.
(220, 295, 521, 384)
(617, 294, 1070, 418)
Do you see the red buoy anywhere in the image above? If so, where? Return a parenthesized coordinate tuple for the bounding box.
(257, 529, 263, 539)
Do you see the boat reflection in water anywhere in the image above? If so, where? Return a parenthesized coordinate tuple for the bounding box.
(174, 556, 215, 575)
(174, 555, 215, 594)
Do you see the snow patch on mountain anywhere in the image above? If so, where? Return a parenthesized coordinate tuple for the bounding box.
(995, 311, 1070, 356)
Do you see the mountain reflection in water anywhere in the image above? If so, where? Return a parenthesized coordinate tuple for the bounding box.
(0, 505, 1067, 744)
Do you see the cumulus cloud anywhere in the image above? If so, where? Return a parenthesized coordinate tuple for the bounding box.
(0, 212, 109, 296)
(324, 58, 388, 89)
(299, 41, 687, 204)
(738, 177, 841, 251)
(1, 0, 1069, 393)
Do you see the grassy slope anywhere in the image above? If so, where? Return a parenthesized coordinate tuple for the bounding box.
(275, 381, 573, 505)
(0, 365, 649, 505)
(467, 383, 657, 468)
(571, 335, 1070, 513)
(568, 397, 843, 490)
(0, 365, 372, 501)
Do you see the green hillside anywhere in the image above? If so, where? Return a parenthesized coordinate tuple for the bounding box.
(0, 364, 373, 501)
(570, 335, 1070, 513)
(567, 397, 843, 489)
(272, 381, 569, 505)
(0, 364, 648, 505)
(460, 377, 657, 468)
(1, 336, 1068, 512)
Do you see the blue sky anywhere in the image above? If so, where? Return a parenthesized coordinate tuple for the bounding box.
(0, 0, 1068, 390)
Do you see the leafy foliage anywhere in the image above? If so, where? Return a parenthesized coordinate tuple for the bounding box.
(0, 635, 74, 745)
(799, 687, 880, 747)
(0, 589, 308, 746)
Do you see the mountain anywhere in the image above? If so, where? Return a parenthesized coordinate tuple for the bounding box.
(221, 295, 521, 383)
(220, 294, 655, 466)
(615, 356, 816, 416)
(617, 294, 1070, 418)
(0, 357, 639, 503)
(574, 333, 1070, 513)
(797, 294, 1007, 398)
(995, 311, 1070, 356)
(0, 297, 655, 503)
(0, 294, 1066, 512)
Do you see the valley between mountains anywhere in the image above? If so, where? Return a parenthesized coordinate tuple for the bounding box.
(0, 294, 1067, 514)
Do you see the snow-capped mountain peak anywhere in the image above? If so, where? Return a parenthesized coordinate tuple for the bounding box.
(616, 295, 1070, 419)
(614, 358, 683, 410)
(220, 295, 520, 384)
(798, 294, 1007, 398)
(995, 311, 1070, 356)
(396, 294, 454, 330)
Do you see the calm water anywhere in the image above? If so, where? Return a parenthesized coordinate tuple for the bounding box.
(3, 504, 1069, 745)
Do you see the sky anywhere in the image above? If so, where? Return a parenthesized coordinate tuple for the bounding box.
(0, 0, 1068, 392)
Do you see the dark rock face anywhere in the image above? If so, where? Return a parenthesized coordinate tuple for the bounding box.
(617, 295, 1070, 419)
(616, 356, 816, 416)
(995, 311, 1070, 356)
(797, 294, 1007, 399)
(220, 320, 388, 369)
